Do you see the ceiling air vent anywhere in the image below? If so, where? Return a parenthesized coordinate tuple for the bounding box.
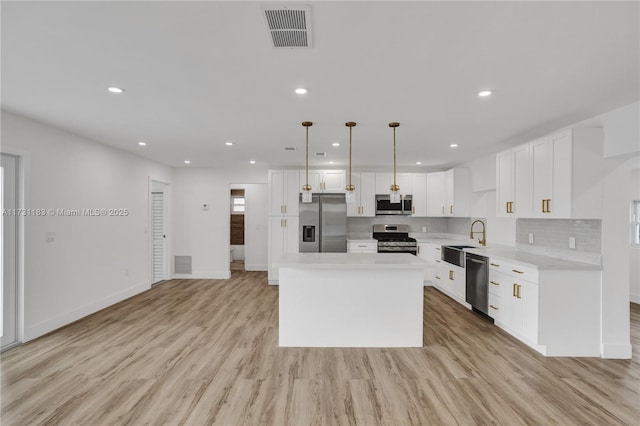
(262, 5, 312, 48)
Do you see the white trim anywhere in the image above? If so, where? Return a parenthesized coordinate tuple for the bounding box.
(0, 147, 29, 346)
(25, 280, 150, 342)
(631, 295, 640, 304)
(245, 263, 267, 271)
(172, 270, 231, 280)
(601, 342, 633, 359)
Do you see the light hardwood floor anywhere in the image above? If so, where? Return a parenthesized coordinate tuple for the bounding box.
(2, 271, 639, 425)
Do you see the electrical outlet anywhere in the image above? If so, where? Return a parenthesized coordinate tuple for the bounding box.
(46, 232, 56, 242)
(569, 237, 576, 249)
(528, 233, 534, 244)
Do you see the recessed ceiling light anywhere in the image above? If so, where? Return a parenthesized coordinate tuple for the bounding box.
(184, 160, 191, 164)
(249, 160, 256, 164)
(416, 161, 422, 165)
(450, 144, 459, 148)
(478, 90, 492, 97)
(332, 142, 340, 147)
(329, 161, 335, 164)
(138, 141, 147, 146)
(295, 88, 307, 94)
(107, 86, 125, 94)
(225, 141, 233, 146)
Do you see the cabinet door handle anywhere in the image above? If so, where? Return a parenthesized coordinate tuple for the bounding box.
(412, 206, 415, 214)
(450, 205, 454, 214)
(449, 270, 454, 280)
(442, 206, 445, 214)
(546, 199, 551, 213)
(281, 205, 284, 214)
(490, 281, 500, 286)
(489, 305, 499, 311)
(284, 219, 287, 227)
(435, 275, 441, 280)
(417, 246, 420, 254)
(513, 283, 518, 297)
(512, 269, 524, 274)
(490, 263, 500, 267)
(436, 247, 441, 251)
(541, 199, 545, 213)
(516, 284, 522, 299)
(435, 260, 441, 263)
(284, 205, 287, 214)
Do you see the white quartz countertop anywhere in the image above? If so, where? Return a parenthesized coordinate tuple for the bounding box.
(279, 253, 427, 269)
(412, 237, 601, 270)
(465, 246, 602, 271)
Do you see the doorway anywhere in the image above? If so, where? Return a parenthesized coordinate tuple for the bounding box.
(230, 189, 245, 272)
(150, 180, 169, 285)
(229, 184, 268, 273)
(1, 154, 19, 350)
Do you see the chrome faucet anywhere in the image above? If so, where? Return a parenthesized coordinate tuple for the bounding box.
(470, 219, 487, 246)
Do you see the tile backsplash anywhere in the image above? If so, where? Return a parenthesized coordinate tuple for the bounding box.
(347, 216, 448, 234)
(516, 219, 601, 253)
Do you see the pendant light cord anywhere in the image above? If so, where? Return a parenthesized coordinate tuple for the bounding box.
(393, 126, 397, 187)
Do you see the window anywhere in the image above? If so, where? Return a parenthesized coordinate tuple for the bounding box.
(632, 200, 640, 245)
(232, 196, 245, 214)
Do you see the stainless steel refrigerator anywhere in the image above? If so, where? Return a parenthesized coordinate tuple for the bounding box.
(299, 194, 347, 253)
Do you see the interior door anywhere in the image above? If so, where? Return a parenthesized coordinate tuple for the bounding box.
(151, 191, 166, 284)
(1, 154, 18, 350)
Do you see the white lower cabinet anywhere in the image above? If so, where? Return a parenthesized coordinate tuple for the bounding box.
(268, 216, 299, 284)
(347, 241, 377, 254)
(489, 258, 600, 357)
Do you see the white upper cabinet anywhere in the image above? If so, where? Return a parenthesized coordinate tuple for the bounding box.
(269, 170, 300, 216)
(375, 173, 412, 195)
(426, 172, 446, 216)
(496, 128, 603, 219)
(427, 169, 470, 217)
(347, 172, 376, 217)
(299, 169, 346, 193)
(530, 128, 603, 219)
(496, 144, 532, 217)
(410, 173, 428, 217)
(444, 168, 470, 217)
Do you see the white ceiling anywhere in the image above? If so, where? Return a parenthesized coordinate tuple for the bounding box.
(2, 1, 638, 170)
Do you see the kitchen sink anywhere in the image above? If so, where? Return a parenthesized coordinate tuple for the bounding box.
(441, 245, 477, 267)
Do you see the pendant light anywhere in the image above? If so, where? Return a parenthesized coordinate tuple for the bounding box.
(345, 121, 357, 204)
(389, 122, 401, 203)
(301, 121, 313, 203)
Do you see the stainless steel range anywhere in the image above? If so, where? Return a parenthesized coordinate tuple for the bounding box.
(372, 224, 418, 255)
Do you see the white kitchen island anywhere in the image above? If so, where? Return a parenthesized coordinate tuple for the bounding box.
(278, 253, 426, 347)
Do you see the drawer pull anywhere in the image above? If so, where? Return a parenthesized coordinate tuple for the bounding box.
(490, 281, 500, 286)
(489, 305, 499, 310)
(435, 275, 441, 280)
(435, 260, 441, 263)
(435, 247, 441, 251)
(490, 263, 500, 267)
(512, 269, 524, 274)
(513, 283, 518, 297)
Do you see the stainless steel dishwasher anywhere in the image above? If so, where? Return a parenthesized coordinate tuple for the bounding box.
(465, 252, 490, 319)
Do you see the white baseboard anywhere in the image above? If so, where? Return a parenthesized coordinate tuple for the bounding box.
(423, 281, 433, 287)
(601, 342, 633, 359)
(25, 280, 150, 342)
(245, 263, 267, 271)
(630, 294, 640, 304)
(172, 270, 231, 280)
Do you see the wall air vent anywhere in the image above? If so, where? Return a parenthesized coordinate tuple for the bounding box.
(262, 5, 312, 48)
(315, 152, 327, 157)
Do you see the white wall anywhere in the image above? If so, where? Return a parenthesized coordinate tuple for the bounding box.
(243, 184, 268, 271)
(171, 168, 268, 279)
(1, 110, 172, 341)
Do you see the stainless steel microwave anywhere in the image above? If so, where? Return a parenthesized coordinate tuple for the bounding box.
(375, 194, 412, 215)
